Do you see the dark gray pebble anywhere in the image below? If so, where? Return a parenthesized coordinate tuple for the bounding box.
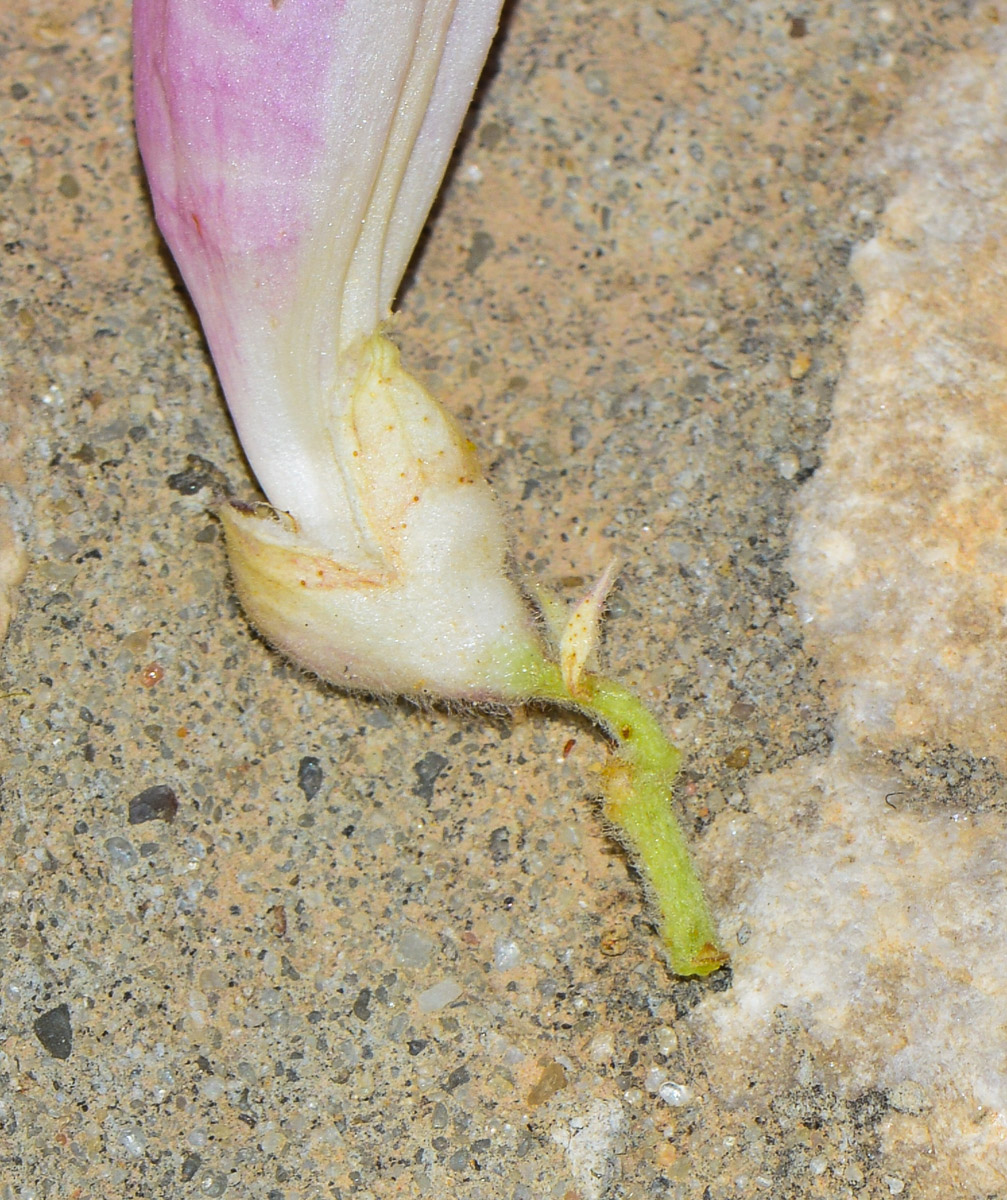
(412, 751, 449, 801)
(166, 453, 228, 495)
(445, 1064, 471, 1091)
(181, 1152, 202, 1182)
(129, 784, 179, 825)
(33, 1003, 72, 1059)
(489, 826, 511, 864)
(352, 987, 372, 1022)
(297, 755, 323, 800)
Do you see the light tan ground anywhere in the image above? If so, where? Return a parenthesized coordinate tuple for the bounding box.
(3, 2, 1006, 1197)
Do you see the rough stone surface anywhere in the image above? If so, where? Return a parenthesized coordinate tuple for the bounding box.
(2, 1, 1006, 1197)
(703, 26, 1007, 1198)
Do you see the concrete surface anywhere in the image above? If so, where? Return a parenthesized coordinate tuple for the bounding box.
(2, 1, 1006, 1196)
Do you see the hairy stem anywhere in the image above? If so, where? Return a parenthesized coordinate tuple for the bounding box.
(510, 654, 728, 977)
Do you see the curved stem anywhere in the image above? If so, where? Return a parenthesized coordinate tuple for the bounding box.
(509, 654, 728, 977)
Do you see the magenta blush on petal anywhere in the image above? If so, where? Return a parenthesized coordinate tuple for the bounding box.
(134, 0, 345, 264)
(133, 0, 505, 549)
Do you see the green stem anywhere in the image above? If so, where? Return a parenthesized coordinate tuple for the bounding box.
(507, 653, 728, 977)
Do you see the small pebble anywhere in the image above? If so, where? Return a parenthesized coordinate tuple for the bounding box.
(655, 1025, 679, 1056)
(181, 1153, 202, 1182)
(488, 826, 511, 864)
(445, 1064, 471, 1091)
(527, 1060, 567, 1106)
(259, 1129, 284, 1154)
(417, 979, 462, 1013)
(789, 349, 812, 379)
(587, 1030, 616, 1063)
(397, 928, 434, 969)
(582, 67, 610, 96)
(200, 1170, 228, 1197)
(105, 835, 138, 866)
(776, 451, 801, 481)
(140, 661, 164, 688)
(166, 455, 225, 495)
(447, 1147, 471, 1172)
(464, 230, 494, 275)
(725, 745, 751, 769)
(128, 784, 178, 825)
(352, 988, 372, 1022)
(33, 1003, 72, 1059)
(659, 1080, 693, 1107)
(297, 756, 323, 800)
(493, 939, 521, 971)
(119, 1127, 147, 1158)
(411, 751, 449, 801)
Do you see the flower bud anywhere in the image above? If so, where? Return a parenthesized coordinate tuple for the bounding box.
(220, 336, 544, 700)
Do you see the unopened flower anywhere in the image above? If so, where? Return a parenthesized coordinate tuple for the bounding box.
(133, 0, 726, 976)
(219, 334, 542, 699)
